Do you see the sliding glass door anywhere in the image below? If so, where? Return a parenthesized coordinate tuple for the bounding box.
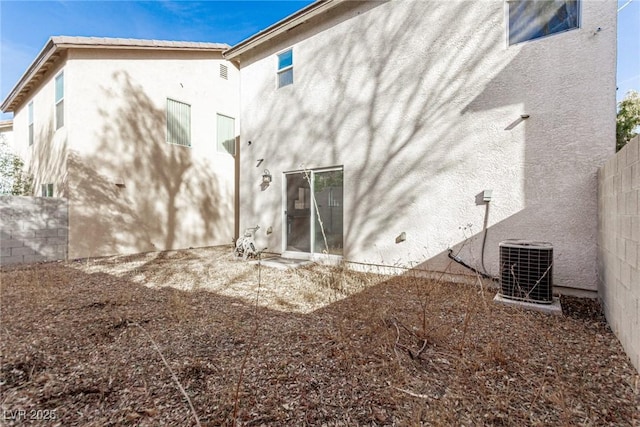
(284, 167, 343, 256)
(285, 172, 311, 252)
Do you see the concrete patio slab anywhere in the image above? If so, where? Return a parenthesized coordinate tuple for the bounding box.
(253, 257, 313, 270)
(493, 293, 563, 316)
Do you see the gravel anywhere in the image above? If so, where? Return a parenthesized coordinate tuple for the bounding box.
(1, 246, 638, 426)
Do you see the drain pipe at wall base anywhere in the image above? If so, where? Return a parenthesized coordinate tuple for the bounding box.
(447, 249, 498, 281)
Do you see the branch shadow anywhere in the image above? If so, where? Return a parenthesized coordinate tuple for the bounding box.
(67, 70, 230, 258)
(240, 1, 514, 261)
(239, 0, 614, 290)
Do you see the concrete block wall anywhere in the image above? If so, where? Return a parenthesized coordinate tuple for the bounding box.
(598, 135, 640, 373)
(0, 196, 68, 266)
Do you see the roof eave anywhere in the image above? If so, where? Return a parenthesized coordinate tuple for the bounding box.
(1, 37, 59, 113)
(1, 37, 230, 113)
(224, 0, 340, 61)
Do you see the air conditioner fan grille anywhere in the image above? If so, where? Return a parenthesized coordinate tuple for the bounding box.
(500, 240, 553, 304)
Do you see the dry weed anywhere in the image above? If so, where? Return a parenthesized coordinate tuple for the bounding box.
(1, 247, 638, 426)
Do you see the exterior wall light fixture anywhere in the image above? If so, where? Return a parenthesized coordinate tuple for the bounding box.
(262, 169, 272, 184)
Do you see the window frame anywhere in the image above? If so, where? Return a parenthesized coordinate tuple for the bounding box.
(41, 183, 53, 197)
(28, 101, 34, 146)
(166, 98, 191, 147)
(506, 0, 580, 46)
(216, 113, 236, 155)
(55, 71, 64, 129)
(276, 48, 294, 89)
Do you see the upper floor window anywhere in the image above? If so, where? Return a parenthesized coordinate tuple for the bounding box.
(28, 101, 34, 146)
(508, 0, 579, 45)
(277, 49, 293, 88)
(166, 98, 191, 147)
(216, 113, 235, 155)
(55, 72, 64, 129)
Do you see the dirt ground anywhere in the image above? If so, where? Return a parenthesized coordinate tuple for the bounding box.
(1, 246, 639, 426)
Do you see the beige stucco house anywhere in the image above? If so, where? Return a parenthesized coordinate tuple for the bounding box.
(1, 37, 239, 259)
(226, 0, 616, 292)
(0, 119, 16, 194)
(1, 1, 618, 294)
(0, 120, 13, 149)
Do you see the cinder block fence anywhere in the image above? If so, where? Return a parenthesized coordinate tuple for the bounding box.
(0, 196, 68, 266)
(598, 135, 640, 372)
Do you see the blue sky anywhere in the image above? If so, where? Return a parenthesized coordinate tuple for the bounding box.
(1, 0, 639, 121)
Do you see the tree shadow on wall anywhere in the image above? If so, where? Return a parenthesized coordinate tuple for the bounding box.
(242, 0, 521, 266)
(68, 70, 228, 259)
(30, 110, 67, 197)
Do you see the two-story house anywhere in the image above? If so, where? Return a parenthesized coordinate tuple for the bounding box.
(2, 1, 618, 294)
(226, 0, 616, 293)
(1, 37, 240, 259)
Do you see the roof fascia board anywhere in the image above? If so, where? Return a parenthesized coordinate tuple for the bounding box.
(1, 37, 58, 112)
(55, 41, 228, 52)
(224, 0, 340, 60)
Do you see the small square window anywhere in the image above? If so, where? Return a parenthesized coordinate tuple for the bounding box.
(41, 183, 53, 197)
(278, 50, 292, 69)
(277, 49, 293, 88)
(508, 0, 579, 45)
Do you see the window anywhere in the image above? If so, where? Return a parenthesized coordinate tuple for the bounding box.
(277, 49, 293, 88)
(166, 98, 191, 147)
(55, 72, 64, 129)
(220, 64, 228, 80)
(28, 102, 34, 146)
(508, 0, 579, 45)
(41, 183, 53, 197)
(217, 114, 235, 155)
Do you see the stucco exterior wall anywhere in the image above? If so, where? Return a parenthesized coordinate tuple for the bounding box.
(237, 0, 616, 290)
(64, 49, 239, 258)
(8, 47, 239, 260)
(598, 135, 640, 372)
(11, 57, 68, 198)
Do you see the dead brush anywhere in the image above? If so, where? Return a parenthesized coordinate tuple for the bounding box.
(167, 288, 191, 321)
(2, 247, 639, 425)
(380, 275, 457, 371)
(483, 339, 508, 366)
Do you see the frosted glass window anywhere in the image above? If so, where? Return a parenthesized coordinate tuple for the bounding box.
(216, 114, 235, 155)
(28, 102, 34, 146)
(167, 98, 191, 147)
(55, 72, 64, 129)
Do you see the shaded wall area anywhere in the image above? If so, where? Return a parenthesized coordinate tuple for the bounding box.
(598, 135, 640, 372)
(238, 0, 615, 290)
(67, 68, 234, 259)
(11, 57, 68, 199)
(0, 196, 68, 265)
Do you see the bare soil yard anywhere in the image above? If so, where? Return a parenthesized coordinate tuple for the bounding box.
(1, 246, 639, 426)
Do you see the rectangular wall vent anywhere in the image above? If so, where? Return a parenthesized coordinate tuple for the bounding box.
(220, 64, 228, 80)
